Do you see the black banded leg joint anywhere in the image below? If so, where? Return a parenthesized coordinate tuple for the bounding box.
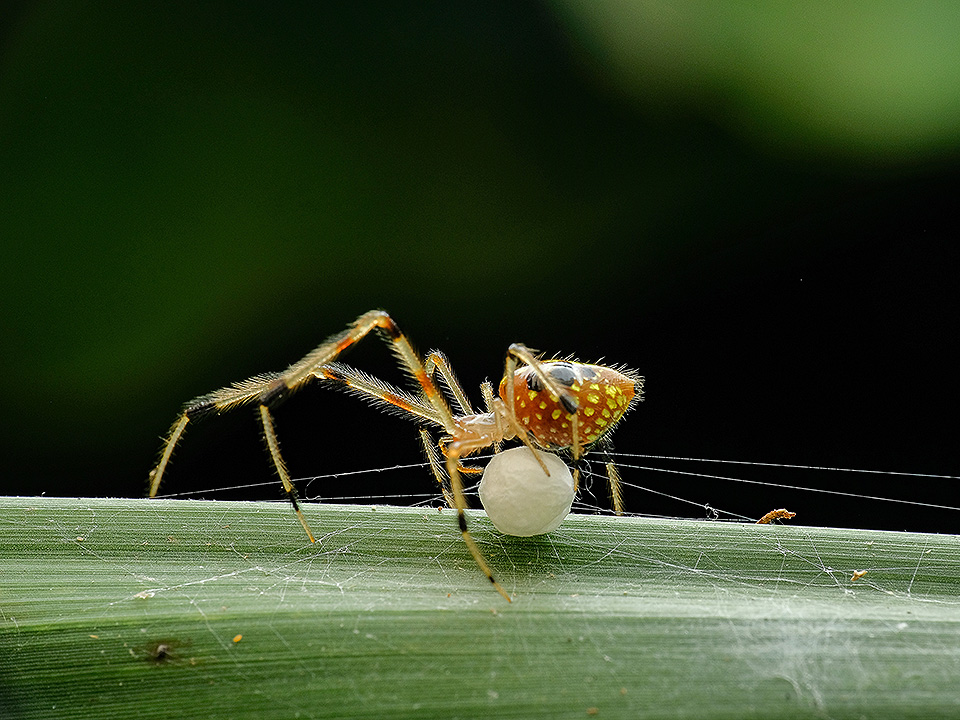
(560, 393, 578, 415)
(260, 378, 289, 407)
(286, 486, 303, 512)
(376, 313, 403, 340)
(184, 401, 215, 420)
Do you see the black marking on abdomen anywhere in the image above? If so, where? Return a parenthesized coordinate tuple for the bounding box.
(547, 364, 578, 387)
(526, 373, 544, 392)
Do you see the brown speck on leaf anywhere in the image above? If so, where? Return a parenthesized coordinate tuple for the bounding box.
(756, 508, 796, 524)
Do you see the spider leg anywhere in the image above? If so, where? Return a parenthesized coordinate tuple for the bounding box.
(148, 384, 315, 540)
(149, 414, 190, 498)
(313, 364, 444, 426)
(605, 461, 625, 515)
(419, 429, 455, 508)
(445, 439, 512, 602)
(424, 350, 473, 416)
(149, 311, 456, 544)
(479, 381, 503, 453)
(313, 357, 482, 509)
(588, 447, 625, 515)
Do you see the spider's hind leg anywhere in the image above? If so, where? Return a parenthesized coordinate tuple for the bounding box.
(595, 448, 625, 516)
(149, 371, 318, 543)
(605, 461, 625, 516)
(148, 372, 283, 498)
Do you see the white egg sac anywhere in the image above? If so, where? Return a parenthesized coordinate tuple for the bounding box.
(478, 446, 575, 536)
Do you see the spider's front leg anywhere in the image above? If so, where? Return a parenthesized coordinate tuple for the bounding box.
(500, 343, 582, 474)
(444, 439, 512, 602)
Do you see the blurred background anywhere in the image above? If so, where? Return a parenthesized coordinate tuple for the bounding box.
(2, 1, 957, 533)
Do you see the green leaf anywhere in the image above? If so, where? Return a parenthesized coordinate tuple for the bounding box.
(2, 496, 959, 719)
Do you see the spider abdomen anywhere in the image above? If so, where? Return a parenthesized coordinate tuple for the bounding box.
(499, 361, 639, 449)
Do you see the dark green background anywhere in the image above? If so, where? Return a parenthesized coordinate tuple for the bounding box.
(2, 1, 958, 532)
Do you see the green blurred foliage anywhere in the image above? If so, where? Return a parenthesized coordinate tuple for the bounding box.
(1, 1, 957, 521)
(552, 0, 960, 159)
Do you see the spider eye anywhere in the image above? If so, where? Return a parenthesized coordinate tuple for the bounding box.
(526, 373, 544, 392)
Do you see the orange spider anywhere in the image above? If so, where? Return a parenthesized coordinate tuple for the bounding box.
(149, 310, 643, 600)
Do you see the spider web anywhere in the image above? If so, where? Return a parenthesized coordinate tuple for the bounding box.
(155, 450, 960, 533)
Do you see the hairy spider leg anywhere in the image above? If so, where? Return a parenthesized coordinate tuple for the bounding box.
(419, 428, 455, 508)
(606, 461, 625, 515)
(479, 380, 503, 453)
(424, 351, 504, 475)
(423, 350, 473, 416)
(422, 350, 487, 481)
(149, 311, 457, 544)
(442, 435, 512, 601)
(312, 363, 445, 426)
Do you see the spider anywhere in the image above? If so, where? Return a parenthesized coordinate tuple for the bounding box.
(148, 310, 644, 601)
